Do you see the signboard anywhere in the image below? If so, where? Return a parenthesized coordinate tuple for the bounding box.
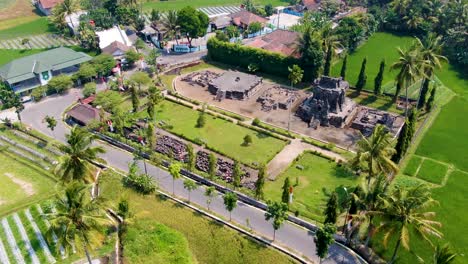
(41, 71, 50, 81)
(173, 44, 191, 53)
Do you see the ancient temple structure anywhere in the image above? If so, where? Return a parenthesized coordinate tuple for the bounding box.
(296, 76, 357, 128)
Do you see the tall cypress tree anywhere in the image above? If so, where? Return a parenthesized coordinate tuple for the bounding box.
(374, 59, 385, 95)
(394, 81, 402, 103)
(425, 87, 436, 112)
(405, 108, 417, 146)
(392, 120, 409, 162)
(355, 57, 367, 93)
(323, 47, 333, 76)
(340, 55, 348, 80)
(232, 160, 241, 188)
(324, 192, 338, 224)
(255, 165, 266, 199)
(418, 79, 430, 109)
(281, 177, 291, 204)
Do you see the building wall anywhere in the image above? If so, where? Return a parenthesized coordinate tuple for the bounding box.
(37, 4, 52, 16)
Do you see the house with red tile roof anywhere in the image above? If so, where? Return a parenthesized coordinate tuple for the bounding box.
(245, 29, 300, 57)
(36, 0, 63, 15)
(229, 9, 268, 29)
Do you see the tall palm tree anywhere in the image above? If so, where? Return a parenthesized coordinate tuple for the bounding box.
(374, 184, 443, 264)
(433, 244, 457, 264)
(161, 10, 180, 45)
(61, 0, 79, 28)
(55, 126, 105, 183)
(351, 124, 398, 186)
(390, 45, 427, 116)
(46, 182, 112, 264)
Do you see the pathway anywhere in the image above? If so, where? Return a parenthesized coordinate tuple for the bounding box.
(21, 89, 366, 264)
(0, 34, 78, 50)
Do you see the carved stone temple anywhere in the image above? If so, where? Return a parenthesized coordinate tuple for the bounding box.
(296, 76, 357, 129)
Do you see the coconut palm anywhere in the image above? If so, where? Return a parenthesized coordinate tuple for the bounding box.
(55, 126, 105, 183)
(432, 244, 457, 264)
(161, 10, 180, 45)
(60, 0, 79, 28)
(374, 184, 443, 264)
(351, 124, 398, 186)
(46, 182, 111, 264)
(390, 45, 427, 116)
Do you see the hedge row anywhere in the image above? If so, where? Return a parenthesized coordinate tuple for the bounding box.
(207, 106, 246, 121)
(167, 90, 202, 105)
(237, 122, 290, 143)
(207, 38, 316, 81)
(252, 118, 295, 139)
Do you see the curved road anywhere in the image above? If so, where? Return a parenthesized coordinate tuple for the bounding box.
(21, 89, 364, 264)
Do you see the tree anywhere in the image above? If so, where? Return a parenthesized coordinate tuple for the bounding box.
(296, 27, 324, 80)
(255, 164, 266, 199)
(232, 160, 242, 188)
(146, 123, 156, 150)
(183, 179, 198, 203)
(130, 72, 151, 91)
(223, 192, 238, 221)
(264, 201, 288, 240)
(46, 182, 110, 264)
(351, 124, 398, 185)
(134, 38, 146, 53)
(130, 85, 139, 113)
(264, 4, 274, 16)
(169, 163, 181, 195)
(425, 86, 436, 112)
(47, 74, 73, 94)
(323, 47, 333, 76)
(147, 86, 162, 120)
(91, 54, 115, 76)
(247, 21, 262, 34)
(125, 50, 141, 66)
(204, 186, 216, 211)
(374, 59, 385, 95)
(177, 6, 209, 47)
(324, 192, 338, 224)
(208, 153, 217, 180)
(78, 25, 99, 52)
(340, 55, 348, 80)
(123, 161, 156, 194)
(355, 57, 367, 93)
(145, 48, 160, 74)
(116, 198, 132, 261)
(418, 78, 430, 109)
(288, 64, 304, 87)
(375, 185, 442, 263)
(243, 134, 253, 146)
(242, 0, 255, 12)
(392, 119, 409, 163)
(1, 86, 24, 123)
(281, 177, 291, 204)
(391, 45, 425, 116)
(162, 10, 180, 45)
(215, 30, 230, 42)
(55, 126, 105, 183)
(83, 82, 96, 98)
(186, 144, 195, 172)
(21, 38, 31, 49)
(44, 115, 57, 139)
(150, 8, 161, 23)
(225, 25, 240, 39)
(196, 112, 206, 128)
(315, 224, 336, 263)
(433, 244, 457, 264)
(60, 0, 79, 28)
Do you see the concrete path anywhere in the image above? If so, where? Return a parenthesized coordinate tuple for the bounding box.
(21, 89, 365, 264)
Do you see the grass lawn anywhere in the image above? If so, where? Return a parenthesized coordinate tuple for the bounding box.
(264, 152, 361, 222)
(142, 0, 289, 11)
(123, 219, 194, 264)
(0, 17, 53, 39)
(346, 91, 404, 114)
(151, 100, 287, 165)
(331, 32, 413, 92)
(0, 151, 56, 216)
(100, 172, 296, 264)
(0, 48, 45, 66)
(415, 159, 448, 185)
(402, 156, 422, 176)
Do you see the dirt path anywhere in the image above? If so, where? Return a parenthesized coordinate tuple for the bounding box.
(4, 172, 35, 196)
(266, 139, 345, 180)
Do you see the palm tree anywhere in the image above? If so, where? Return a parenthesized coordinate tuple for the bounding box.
(374, 184, 443, 264)
(55, 126, 105, 183)
(61, 0, 79, 28)
(161, 10, 180, 45)
(390, 45, 426, 116)
(351, 124, 398, 186)
(46, 182, 112, 264)
(433, 244, 457, 264)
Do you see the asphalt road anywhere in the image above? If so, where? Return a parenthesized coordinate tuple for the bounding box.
(21, 89, 365, 264)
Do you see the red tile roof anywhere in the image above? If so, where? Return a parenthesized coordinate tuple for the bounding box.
(67, 104, 100, 125)
(229, 10, 268, 27)
(247, 30, 300, 57)
(38, 0, 63, 9)
(302, 0, 320, 10)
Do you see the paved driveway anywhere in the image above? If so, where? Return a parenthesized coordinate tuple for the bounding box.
(21, 92, 365, 264)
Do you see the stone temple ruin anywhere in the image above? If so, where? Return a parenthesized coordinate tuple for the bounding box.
(208, 70, 263, 101)
(296, 76, 357, 128)
(351, 107, 400, 137)
(182, 71, 221, 87)
(257, 86, 300, 111)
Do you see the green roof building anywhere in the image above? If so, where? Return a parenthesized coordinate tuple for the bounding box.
(0, 47, 92, 94)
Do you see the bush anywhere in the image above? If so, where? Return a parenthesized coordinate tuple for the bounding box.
(243, 134, 253, 146)
(31, 86, 46, 101)
(196, 112, 206, 128)
(83, 82, 97, 98)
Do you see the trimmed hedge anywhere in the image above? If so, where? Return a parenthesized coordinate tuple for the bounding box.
(207, 38, 317, 81)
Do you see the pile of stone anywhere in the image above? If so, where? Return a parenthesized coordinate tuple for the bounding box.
(196, 150, 250, 183)
(181, 71, 221, 87)
(156, 135, 187, 161)
(257, 86, 299, 111)
(195, 150, 210, 172)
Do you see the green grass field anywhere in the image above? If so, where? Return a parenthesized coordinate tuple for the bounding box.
(100, 172, 296, 264)
(403, 156, 422, 176)
(0, 17, 53, 39)
(264, 152, 361, 222)
(142, 0, 288, 11)
(0, 151, 56, 216)
(151, 100, 287, 165)
(415, 159, 448, 185)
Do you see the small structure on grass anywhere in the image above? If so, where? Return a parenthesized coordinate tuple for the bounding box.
(257, 86, 300, 111)
(351, 107, 402, 137)
(208, 71, 263, 101)
(296, 76, 357, 128)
